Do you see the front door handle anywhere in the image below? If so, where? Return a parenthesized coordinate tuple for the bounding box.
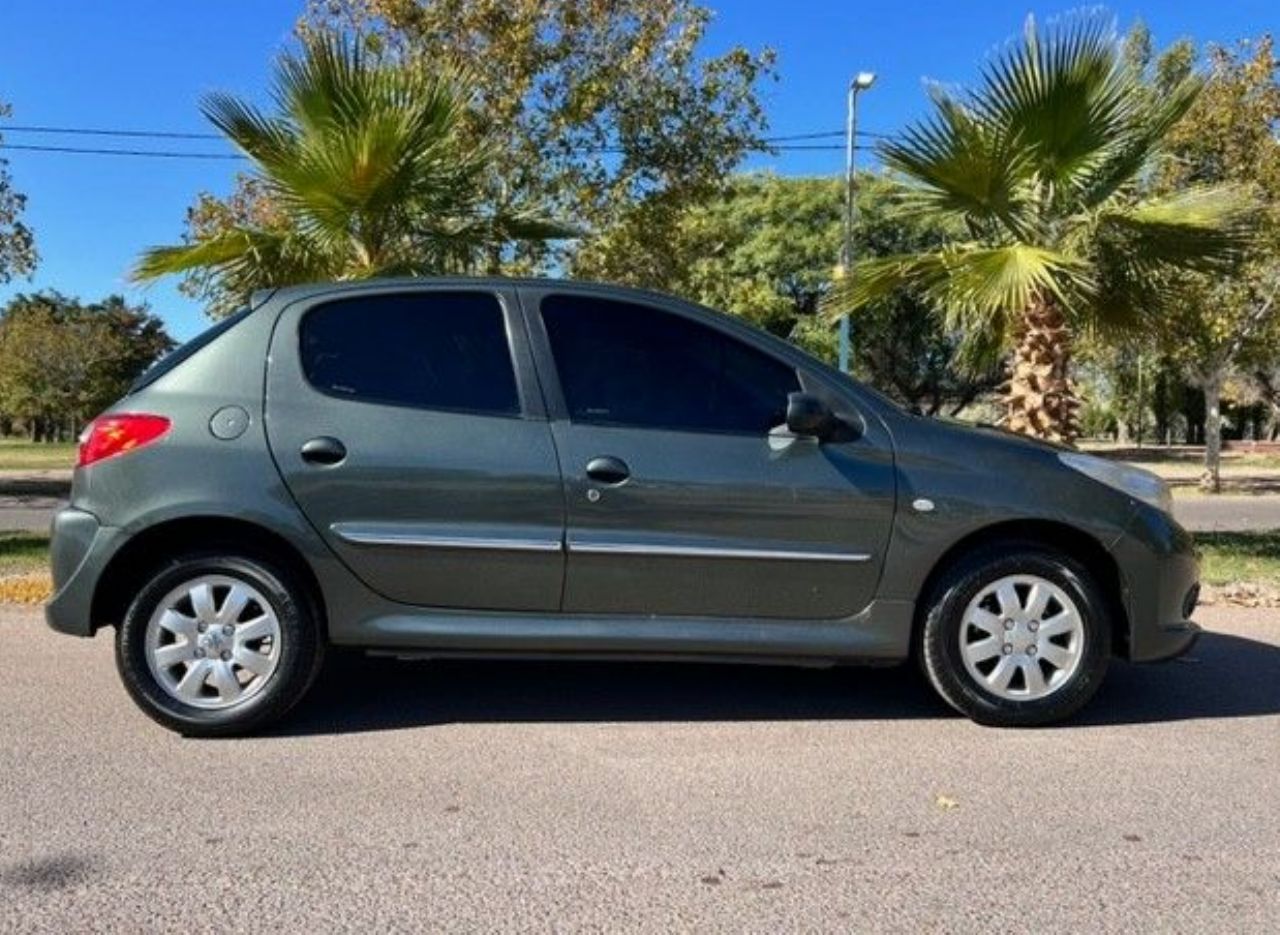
(585, 455, 630, 485)
(301, 436, 347, 466)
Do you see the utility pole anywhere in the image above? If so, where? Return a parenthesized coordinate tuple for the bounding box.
(838, 71, 876, 374)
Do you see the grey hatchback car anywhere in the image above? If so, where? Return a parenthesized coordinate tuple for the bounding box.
(46, 279, 1200, 735)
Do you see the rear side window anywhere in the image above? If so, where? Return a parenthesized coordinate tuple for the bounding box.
(300, 292, 519, 416)
(540, 294, 800, 435)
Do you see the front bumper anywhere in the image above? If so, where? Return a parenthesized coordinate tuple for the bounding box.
(45, 507, 121, 637)
(1110, 504, 1202, 662)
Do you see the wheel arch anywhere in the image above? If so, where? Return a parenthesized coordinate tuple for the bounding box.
(91, 516, 327, 637)
(912, 519, 1130, 658)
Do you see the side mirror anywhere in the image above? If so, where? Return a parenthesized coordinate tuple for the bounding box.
(786, 392, 840, 440)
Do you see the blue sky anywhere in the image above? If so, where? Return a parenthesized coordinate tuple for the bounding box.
(1, 1, 1275, 340)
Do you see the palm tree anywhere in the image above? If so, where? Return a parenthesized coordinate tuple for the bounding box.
(828, 15, 1255, 443)
(135, 37, 573, 299)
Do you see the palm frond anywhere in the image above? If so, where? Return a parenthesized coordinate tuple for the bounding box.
(132, 231, 276, 280)
(825, 243, 1088, 324)
(200, 94, 296, 167)
(1093, 184, 1257, 271)
(974, 13, 1143, 195)
(1076, 72, 1205, 208)
(1069, 184, 1260, 331)
(881, 11, 1216, 241)
(132, 228, 329, 288)
(140, 35, 571, 297)
(881, 87, 1039, 236)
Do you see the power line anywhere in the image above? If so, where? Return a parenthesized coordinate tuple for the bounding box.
(764, 128, 892, 142)
(0, 140, 876, 160)
(1, 121, 892, 146)
(0, 117, 888, 161)
(771, 144, 876, 151)
(0, 142, 245, 160)
(764, 130, 843, 141)
(0, 123, 223, 141)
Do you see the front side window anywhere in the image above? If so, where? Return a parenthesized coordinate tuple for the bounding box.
(300, 292, 519, 415)
(540, 294, 800, 434)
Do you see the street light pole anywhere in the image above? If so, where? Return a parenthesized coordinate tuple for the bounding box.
(838, 71, 876, 374)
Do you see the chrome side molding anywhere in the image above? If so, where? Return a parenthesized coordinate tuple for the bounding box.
(331, 524, 562, 552)
(331, 523, 872, 563)
(568, 541, 871, 563)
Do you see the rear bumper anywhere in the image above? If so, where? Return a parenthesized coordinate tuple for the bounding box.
(1110, 505, 1202, 663)
(45, 507, 120, 637)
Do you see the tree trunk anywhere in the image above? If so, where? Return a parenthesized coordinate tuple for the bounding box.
(1003, 296, 1079, 444)
(1153, 369, 1170, 446)
(1200, 370, 1226, 494)
(484, 243, 503, 276)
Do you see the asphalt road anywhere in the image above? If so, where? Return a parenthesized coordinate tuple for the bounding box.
(0, 496, 61, 535)
(1174, 495, 1280, 532)
(1, 604, 1277, 932)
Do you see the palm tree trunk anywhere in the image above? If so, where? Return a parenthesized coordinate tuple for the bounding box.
(1003, 295, 1079, 444)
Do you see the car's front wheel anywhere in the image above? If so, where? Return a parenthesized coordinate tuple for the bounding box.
(919, 542, 1111, 726)
(115, 553, 323, 737)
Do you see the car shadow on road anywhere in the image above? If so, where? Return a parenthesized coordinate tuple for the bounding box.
(268, 630, 1280, 737)
(1070, 629, 1280, 728)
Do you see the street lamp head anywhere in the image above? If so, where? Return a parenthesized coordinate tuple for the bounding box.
(853, 71, 877, 91)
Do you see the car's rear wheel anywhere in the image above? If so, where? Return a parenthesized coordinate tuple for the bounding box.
(919, 543, 1111, 726)
(115, 553, 323, 737)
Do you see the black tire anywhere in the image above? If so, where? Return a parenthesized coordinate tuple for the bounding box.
(115, 552, 324, 737)
(919, 541, 1111, 727)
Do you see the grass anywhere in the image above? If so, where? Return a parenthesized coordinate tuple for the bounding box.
(0, 439, 76, 471)
(0, 530, 50, 577)
(0, 531, 52, 604)
(1196, 530, 1280, 589)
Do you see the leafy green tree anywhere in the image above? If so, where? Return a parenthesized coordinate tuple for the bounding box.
(0, 101, 38, 284)
(662, 172, 999, 414)
(673, 174, 846, 337)
(175, 176, 284, 320)
(0, 293, 173, 439)
(136, 36, 571, 316)
(1147, 35, 1280, 491)
(302, 0, 775, 283)
(1253, 365, 1280, 440)
(827, 14, 1255, 444)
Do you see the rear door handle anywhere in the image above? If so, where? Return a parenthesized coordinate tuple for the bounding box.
(585, 455, 630, 485)
(301, 436, 347, 466)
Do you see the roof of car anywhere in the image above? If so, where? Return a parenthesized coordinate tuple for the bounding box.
(258, 276, 681, 308)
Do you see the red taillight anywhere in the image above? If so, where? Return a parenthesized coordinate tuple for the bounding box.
(77, 414, 171, 467)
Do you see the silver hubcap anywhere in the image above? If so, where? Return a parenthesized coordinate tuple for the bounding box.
(959, 574, 1085, 702)
(144, 575, 282, 710)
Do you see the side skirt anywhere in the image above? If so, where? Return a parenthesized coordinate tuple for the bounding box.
(333, 599, 916, 666)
